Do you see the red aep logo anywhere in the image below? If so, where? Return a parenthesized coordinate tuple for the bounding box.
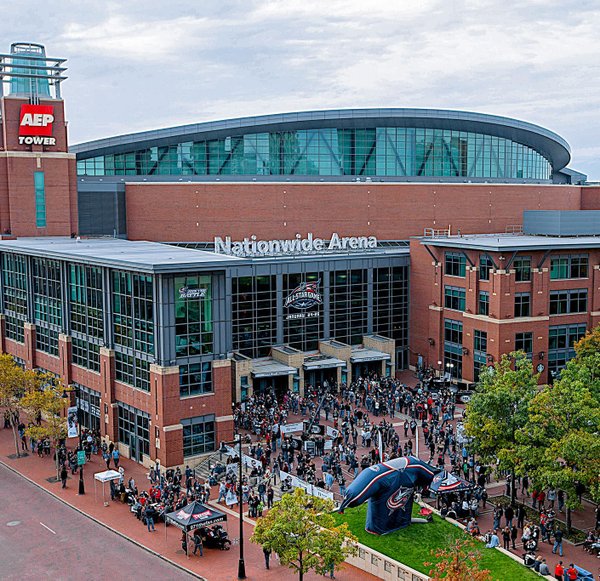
(19, 104, 54, 136)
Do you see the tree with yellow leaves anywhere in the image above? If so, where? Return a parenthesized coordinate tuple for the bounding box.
(20, 371, 68, 481)
(0, 354, 27, 458)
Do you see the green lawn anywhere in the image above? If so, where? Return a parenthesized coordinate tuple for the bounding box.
(333, 504, 539, 580)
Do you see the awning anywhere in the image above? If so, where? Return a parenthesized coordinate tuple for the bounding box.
(303, 356, 346, 370)
(252, 358, 297, 378)
(94, 469, 121, 483)
(350, 348, 391, 363)
(165, 501, 227, 532)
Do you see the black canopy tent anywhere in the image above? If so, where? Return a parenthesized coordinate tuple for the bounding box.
(164, 501, 227, 556)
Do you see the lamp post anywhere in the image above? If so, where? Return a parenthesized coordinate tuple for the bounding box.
(220, 436, 246, 579)
(445, 362, 454, 385)
(437, 360, 442, 379)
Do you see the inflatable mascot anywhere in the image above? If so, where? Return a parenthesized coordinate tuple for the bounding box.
(338, 456, 438, 535)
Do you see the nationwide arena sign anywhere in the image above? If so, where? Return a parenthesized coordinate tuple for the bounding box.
(214, 233, 378, 258)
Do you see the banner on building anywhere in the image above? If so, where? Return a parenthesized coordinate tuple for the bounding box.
(224, 445, 262, 471)
(280, 421, 304, 435)
(67, 406, 79, 438)
(279, 470, 334, 500)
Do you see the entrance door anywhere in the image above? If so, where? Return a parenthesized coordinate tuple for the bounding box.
(129, 433, 138, 462)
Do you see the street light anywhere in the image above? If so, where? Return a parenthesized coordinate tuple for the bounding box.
(63, 388, 85, 495)
(220, 435, 246, 579)
(437, 360, 442, 379)
(445, 362, 454, 385)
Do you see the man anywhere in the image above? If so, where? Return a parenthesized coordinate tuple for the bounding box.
(504, 504, 514, 528)
(552, 527, 564, 557)
(554, 561, 564, 581)
(263, 546, 272, 570)
(192, 532, 203, 556)
(144, 504, 156, 532)
(565, 564, 578, 581)
(112, 448, 120, 469)
(538, 559, 550, 576)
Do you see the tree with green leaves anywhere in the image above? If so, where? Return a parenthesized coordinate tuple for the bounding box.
(464, 351, 539, 502)
(0, 354, 27, 458)
(515, 333, 600, 530)
(251, 488, 357, 581)
(21, 372, 68, 481)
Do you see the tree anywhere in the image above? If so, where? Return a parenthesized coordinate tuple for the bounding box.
(516, 350, 600, 530)
(426, 537, 491, 581)
(464, 352, 538, 502)
(21, 372, 68, 481)
(251, 488, 357, 581)
(0, 354, 27, 457)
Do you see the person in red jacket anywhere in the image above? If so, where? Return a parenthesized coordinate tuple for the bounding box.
(554, 561, 564, 580)
(565, 564, 578, 581)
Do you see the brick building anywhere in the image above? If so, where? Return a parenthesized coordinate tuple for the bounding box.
(1, 41, 599, 468)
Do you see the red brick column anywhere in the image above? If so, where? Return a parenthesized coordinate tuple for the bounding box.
(100, 347, 117, 443)
(149, 363, 181, 468)
(213, 359, 234, 444)
(0, 314, 5, 354)
(24, 322, 36, 370)
(58, 334, 72, 386)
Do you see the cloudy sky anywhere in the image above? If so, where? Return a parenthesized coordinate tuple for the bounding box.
(3, 1, 600, 178)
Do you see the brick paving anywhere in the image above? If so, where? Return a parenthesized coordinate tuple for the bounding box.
(0, 425, 375, 581)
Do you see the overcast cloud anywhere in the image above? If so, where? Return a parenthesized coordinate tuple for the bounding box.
(3, 0, 600, 178)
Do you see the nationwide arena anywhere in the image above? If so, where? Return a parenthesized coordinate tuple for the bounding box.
(0, 42, 598, 467)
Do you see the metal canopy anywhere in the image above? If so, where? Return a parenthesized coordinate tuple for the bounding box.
(252, 358, 297, 378)
(303, 356, 346, 370)
(350, 348, 391, 363)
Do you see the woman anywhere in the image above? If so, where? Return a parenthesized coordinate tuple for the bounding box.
(502, 526, 511, 550)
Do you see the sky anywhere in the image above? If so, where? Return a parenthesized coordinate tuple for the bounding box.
(3, 0, 600, 178)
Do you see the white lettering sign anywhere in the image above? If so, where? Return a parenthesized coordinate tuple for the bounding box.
(214, 233, 378, 257)
(18, 136, 56, 146)
(178, 286, 207, 299)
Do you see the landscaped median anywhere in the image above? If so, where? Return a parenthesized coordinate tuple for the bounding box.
(333, 504, 541, 580)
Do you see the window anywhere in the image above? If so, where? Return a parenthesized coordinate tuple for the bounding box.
(479, 255, 493, 281)
(444, 286, 466, 311)
(478, 291, 489, 316)
(117, 403, 150, 458)
(550, 255, 588, 280)
(3, 253, 28, 317)
(69, 264, 104, 340)
(474, 330, 487, 353)
(549, 289, 588, 315)
(179, 362, 212, 397)
(515, 332, 533, 356)
(115, 352, 150, 392)
(34, 171, 46, 228)
(445, 252, 466, 277)
(32, 258, 62, 326)
(444, 319, 463, 345)
(175, 274, 213, 357)
(35, 326, 59, 356)
(548, 324, 586, 377)
(330, 269, 368, 345)
(514, 293, 530, 318)
(283, 272, 324, 352)
(5, 314, 24, 343)
(513, 257, 531, 282)
(74, 383, 101, 432)
(72, 338, 100, 372)
(473, 330, 487, 382)
(182, 414, 215, 457)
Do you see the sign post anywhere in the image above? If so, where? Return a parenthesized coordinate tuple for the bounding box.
(77, 450, 86, 495)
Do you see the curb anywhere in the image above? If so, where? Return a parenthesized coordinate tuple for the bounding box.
(0, 458, 206, 581)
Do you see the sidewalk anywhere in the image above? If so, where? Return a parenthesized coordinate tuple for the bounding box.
(0, 427, 374, 581)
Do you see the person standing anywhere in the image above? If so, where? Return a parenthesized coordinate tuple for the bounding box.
(502, 526, 510, 550)
(554, 561, 564, 580)
(263, 546, 272, 569)
(60, 464, 68, 489)
(192, 532, 203, 556)
(145, 504, 156, 532)
(510, 524, 518, 549)
(112, 448, 120, 469)
(505, 504, 514, 528)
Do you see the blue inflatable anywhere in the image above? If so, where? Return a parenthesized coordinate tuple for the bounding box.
(338, 456, 438, 535)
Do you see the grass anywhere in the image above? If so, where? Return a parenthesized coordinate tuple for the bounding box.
(333, 504, 540, 580)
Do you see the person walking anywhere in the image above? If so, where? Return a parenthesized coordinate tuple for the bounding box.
(510, 523, 518, 549)
(517, 504, 526, 529)
(192, 533, 203, 556)
(552, 528, 564, 557)
(112, 448, 120, 469)
(60, 464, 68, 488)
(263, 546, 272, 569)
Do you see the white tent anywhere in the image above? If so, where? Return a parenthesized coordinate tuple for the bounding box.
(94, 469, 121, 505)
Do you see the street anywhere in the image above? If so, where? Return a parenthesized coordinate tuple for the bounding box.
(0, 463, 197, 581)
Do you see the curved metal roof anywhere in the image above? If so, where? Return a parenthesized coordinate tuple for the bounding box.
(71, 108, 571, 170)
